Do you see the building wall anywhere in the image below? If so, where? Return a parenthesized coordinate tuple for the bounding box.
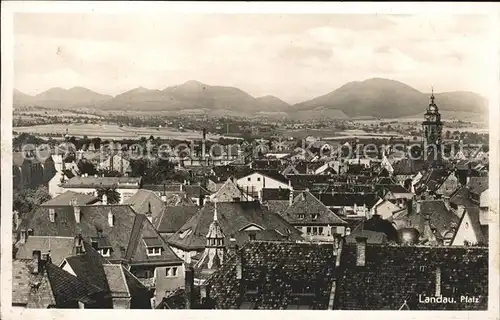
(451, 213, 479, 246)
(298, 225, 345, 242)
(112, 297, 131, 309)
(237, 173, 289, 195)
(154, 264, 185, 302)
(61, 186, 139, 204)
(479, 190, 489, 208)
(437, 174, 459, 197)
(374, 200, 400, 220)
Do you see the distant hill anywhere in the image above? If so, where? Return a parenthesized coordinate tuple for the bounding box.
(14, 87, 112, 109)
(256, 95, 291, 111)
(13, 78, 487, 119)
(293, 78, 487, 119)
(13, 89, 34, 107)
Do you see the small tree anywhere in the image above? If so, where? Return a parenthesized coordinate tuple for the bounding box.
(96, 187, 121, 204)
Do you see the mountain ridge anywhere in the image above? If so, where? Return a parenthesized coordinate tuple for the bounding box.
(13, 78, 487, 119)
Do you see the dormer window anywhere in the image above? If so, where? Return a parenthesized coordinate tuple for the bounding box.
(147, 247, 162, 256)
(298, 214, 305, 220)
(249, 233, 256, 241)
(179, 229, 192, 239)
(312, 213, 318, 221)
(99, 248, 111, 257)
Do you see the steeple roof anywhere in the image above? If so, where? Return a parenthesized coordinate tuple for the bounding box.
(206, 200, 225, 239)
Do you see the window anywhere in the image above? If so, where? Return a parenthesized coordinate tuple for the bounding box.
(247, 177, 251, 182)
(298, 214, 305, 220)
(145, 270, 152, 278)
(99, 248, 111, 257)
(147, 247, 162, 256)
(249, 233, 256, 241)
(312, 213, 318, 221)
(166, 267, 178, 277)
(318, 227, 323, 235)
(27, 229, 34, 236)
(257, 177, 261, 182)
(306, 227, 311, 234)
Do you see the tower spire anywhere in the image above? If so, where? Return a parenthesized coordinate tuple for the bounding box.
(213, 198, 218, 222)
(430, 86, 435, 105)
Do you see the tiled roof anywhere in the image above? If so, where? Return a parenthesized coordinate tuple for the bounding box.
(65, 240, 111, 292)
(382, 184, 411, 194)
(124, 189, 166, 225)
(62, 176, 142, 189)
(449, 187, 474, 207)
(103, 264, 129, 298)
(26, 204, 181, 265)
(452, 207, 488, 245)
(334, 244, 488, 310)
(12, 258, 105, 307)
(314, 192, 379, 208)
(346, 230, 387, 244)
(287, 174, 331, 190)
(154, 206, 199, 234)
(393, 159, 426, 175)
(13, 152, 26, 167)
(41, 191, 99, 207)
(201, 241, 488, 310)
(392, 200, 459, 241)
(283, 191, 347, 225)
(211, 165, 252, 182)
(261, 188, 290, 201)
(143, 184, 211, 198)
(263, 200, 290, 216)
(15, 236, 75, 266)
(211, 178, 250, 202)
(168, 201, 302, 251)
(468, 177, 488, 195)
(415, 168, 452, 193)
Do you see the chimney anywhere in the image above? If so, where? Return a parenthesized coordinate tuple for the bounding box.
(355, 236, 367, 267)
(32, 250, 41, 274)
(180, 183, 184, 192)
(202, 128, 207, 161)
(71, 199, 81, 223)
(416, 200, 421, 214)
(49, 208, 56, 223)
(289, 189, 294, 206)
(407, 199, 413, 215)
(13, 210, 20, 230)
(102, 193, 108, 205)
(74, 234, 83, 254)
(229, 236, 238, 256)
(20, 229, 27, 244)
(184, 263, 195, 309)
(435, 266, 442, 297)
(466, 176, 471, 186)
(108, 211, 114, 227)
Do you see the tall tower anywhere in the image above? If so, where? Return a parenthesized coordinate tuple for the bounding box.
(422, 88, 443, 165)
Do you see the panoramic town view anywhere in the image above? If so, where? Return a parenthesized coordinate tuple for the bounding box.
(10, 12, 491, 310)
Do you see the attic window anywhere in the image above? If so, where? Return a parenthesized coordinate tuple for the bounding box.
(99, 248, 111, 257)
(249, 233, 256, 241)
(312, 213, 318, 221)
(147, 247, 162, 256)
(27, 229, 34, 236)
(179, 229, 192, 239)
(298, 214, 305, 220)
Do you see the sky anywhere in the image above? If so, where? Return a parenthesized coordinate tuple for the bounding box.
(13, 13, 492, 104)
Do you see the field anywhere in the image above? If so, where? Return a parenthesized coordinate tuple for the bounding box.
(13, 123, 242, 141)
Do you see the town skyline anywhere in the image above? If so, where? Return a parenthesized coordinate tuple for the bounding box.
(14, 13, 490, 104)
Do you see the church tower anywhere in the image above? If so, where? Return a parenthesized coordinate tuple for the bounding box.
(422, 88, 443, 165)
